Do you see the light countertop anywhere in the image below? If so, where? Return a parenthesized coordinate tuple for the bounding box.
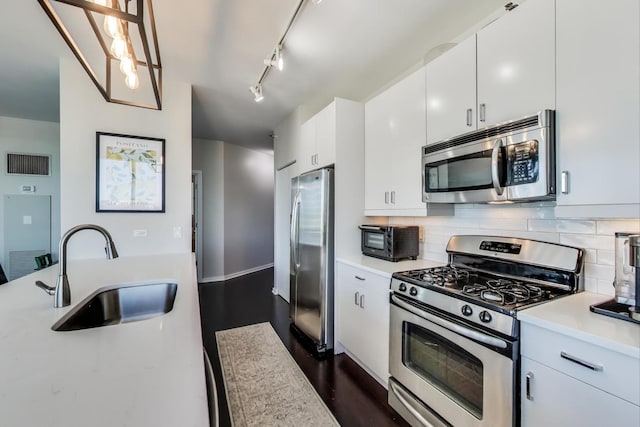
(518, 292, 640, 358)
(337, 255, 442, 278)
(0, 253, 209, 427)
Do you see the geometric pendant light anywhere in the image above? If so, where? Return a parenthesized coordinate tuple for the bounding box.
(38, 0, 162, 110)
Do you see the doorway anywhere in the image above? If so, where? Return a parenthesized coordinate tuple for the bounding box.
(192, 171, 203, 282)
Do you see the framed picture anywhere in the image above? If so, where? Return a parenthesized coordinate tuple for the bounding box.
(96, 132, 165, 212)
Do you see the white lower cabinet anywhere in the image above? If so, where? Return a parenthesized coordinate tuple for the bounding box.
(336, 261, 390, 386)
(521, 357, 639, 427)
(520, 322, 640, 427)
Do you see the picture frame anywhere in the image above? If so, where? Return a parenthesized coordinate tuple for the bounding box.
(96, 132, 165, 213)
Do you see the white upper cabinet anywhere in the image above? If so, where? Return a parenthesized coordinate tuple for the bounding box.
(426, 0, 556, 144)
(555, 0, 640, 218)
(365, 66, 453, 216)
(425, 36, 477, 145)
(299, 102, 337, 174)
(476, 0, 556, 127)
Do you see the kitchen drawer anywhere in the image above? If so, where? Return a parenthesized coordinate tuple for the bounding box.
(338, 262, 390, 285)
(521, 322, 640, 405)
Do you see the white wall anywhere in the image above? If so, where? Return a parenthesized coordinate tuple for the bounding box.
(223, 143, 274, 276)
(389, 206, 640, 296)
(192, 139, 224, 280)
(0, 116, 60, 267)
(59, 58, 192, 259)
(193, 138, 275, 282)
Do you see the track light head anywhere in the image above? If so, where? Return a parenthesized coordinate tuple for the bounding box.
(263, 45, 284, 71)
(249, 84, 264, 103)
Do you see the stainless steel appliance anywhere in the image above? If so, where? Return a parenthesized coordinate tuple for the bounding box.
(591, 232, 640, 324)
(359, 225, 419, 262)
(388, 235, 583, 427)
(422, 111, 556, 204)
(289, 168, 334, 355)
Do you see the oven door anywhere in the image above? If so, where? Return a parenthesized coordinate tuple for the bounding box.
(389, 295, 516, 427)
(422, 138, 507, 204)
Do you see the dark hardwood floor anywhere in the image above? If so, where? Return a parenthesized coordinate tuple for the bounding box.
(198, 267, 409, 427)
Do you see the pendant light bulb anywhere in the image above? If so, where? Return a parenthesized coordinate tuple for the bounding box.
(110, 36, 127, 59)
(104, 15, 123, 39)
(125, 71, 139, 90)
(120, 54, 135, 75)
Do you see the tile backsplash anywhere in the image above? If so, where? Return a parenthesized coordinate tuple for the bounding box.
(390, 204, 640, 296)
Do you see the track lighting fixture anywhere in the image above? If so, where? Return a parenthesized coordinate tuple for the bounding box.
(250, 0, 317, 103)
(249, 84, 264, 103)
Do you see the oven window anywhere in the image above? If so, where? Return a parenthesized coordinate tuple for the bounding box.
(403, 322, 483, 419)
(364, 232, 385, 250)
(425, 148, 503, 192)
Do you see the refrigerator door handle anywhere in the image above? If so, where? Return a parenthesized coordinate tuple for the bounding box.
(290, 191, 301, 272)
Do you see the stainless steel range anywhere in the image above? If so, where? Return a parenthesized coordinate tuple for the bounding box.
(388, 235, 584, 427)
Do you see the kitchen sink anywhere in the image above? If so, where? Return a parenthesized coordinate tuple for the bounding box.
(52, 282, 178, 331)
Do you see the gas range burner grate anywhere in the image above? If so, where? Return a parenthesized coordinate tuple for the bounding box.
(407, 266, 477, 287)
(462, 279, 544, 305)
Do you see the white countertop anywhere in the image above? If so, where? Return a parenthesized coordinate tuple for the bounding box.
(519, 292, 640, 358)
(0, 253, 209, 427)
(337, 255, 442, 278)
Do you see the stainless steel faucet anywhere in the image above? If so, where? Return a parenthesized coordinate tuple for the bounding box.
(36, 224, 119, 307)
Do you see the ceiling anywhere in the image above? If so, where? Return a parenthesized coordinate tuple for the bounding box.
(0, 0, 507, 152)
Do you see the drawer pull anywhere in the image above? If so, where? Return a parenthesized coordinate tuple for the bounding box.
(355, 275, 365, 281)
(359, 294, 365, 309)
(560, 351, 603, 371)
(354, 291, 359, 306)
(525, 372, 534, 401)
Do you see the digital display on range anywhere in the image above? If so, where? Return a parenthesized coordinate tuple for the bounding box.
(479, 241, 522, 254)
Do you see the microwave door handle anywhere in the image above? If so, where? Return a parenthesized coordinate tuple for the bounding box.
(290, 192, 301, 272)
(491, 138, 505, 196)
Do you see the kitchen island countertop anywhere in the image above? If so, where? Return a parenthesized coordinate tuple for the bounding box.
(0, 253, 209, 427)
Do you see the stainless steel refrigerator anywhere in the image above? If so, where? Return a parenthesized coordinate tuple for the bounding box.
(289, 167, 334, 354)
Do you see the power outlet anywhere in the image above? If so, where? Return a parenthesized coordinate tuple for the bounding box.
(419, 226, 425, 242)
(133, 229, 147, 237)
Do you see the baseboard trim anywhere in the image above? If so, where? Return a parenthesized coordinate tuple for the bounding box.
(201, 263, 274, 283)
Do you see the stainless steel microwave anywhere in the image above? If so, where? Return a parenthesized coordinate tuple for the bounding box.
(422, 110, 556, 204)
(359, 225, 419, 262)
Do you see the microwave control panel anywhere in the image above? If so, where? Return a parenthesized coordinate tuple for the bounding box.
(506, 140, 539, 185)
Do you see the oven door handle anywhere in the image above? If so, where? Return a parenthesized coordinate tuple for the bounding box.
(391, 295, 507, 349)
(389, 379, 449, 427)
(491, 138, 505, 196)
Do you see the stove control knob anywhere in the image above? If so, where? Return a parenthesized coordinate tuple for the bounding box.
(409, 287, 418, 296)
(479, 311, 492, 323)
(461, 305, 473, 316)
(399, 283, 407, 292)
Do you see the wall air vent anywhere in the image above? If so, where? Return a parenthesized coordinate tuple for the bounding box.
(6, 153, 50, 176)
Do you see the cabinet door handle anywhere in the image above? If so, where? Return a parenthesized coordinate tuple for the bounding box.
(560, 351, 603, 371)
(355, 275, 365, 281)
(561, 171, 569, 194)
(525, 372, 534, 401)
(359, 294, 365, 309)
(466, 108, 473, 127)
(384, 191, 389, 204)
(390, 191, 396, 204)
(354, 291, 359, 306)
(479, 103, 486, 123)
